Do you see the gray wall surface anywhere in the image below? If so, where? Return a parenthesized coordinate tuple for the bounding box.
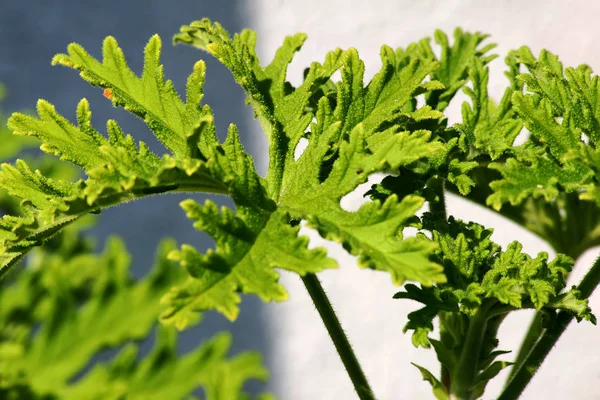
(2, 1, 600, 399)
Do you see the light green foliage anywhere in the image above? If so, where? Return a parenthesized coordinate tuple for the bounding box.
(443, 56, 523, 196)
(0, 227, 269, 399)
(66, 327, 269, 400)
(387, 36, 600, 399)
(394, 216, 595, 399)
(487, 47, 599, 209)
(161, 19, 454, 326)
(0, 85, 38, 161)
(397, 28, 497, 111)
(397, 217, 594, 346)
(456, 57, 523, 161)
(0, 100, 269, 399)
(366, 29, 517, 200)
(3, 18, 600, 400)
(472, 47, 600, 260)
(0, 18, 450, 330)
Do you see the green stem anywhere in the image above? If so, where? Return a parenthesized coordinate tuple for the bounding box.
(439, 320, 453, 390)
(429, 177, 450, 388)
(506, 312, 543, 381)
(498, 255, 600, 400)
(508, 194, 596, 383)
(429, 178, 447, 220)
(301, 273, 375, 400)
(449, 301, 492, 400)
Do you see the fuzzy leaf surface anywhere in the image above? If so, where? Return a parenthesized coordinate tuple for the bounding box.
(160, 19, 450, 326)
(1, 21, 448, 328)
(487, 47, 600, 210)
(394, 216, 594, 398)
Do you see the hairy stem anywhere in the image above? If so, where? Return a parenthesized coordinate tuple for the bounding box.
(449, 301, 492, 400)
(429, 177, 451, 388)
(498, 254, 600, 400)
(506, 312, 543, 381)
(508, 198, 592, 383)
(301, 273, 375, 400)
(439, 321, 453, 390)
(429, 178, 447, 220)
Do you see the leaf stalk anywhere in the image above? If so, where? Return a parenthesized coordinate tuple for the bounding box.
(429, 177, 452, 389)
(301, 273, 375, 400)
(449, 301, 493, 400)
(498, 254, 600, 400)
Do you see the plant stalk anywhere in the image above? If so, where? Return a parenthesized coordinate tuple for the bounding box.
(498, 254, 600, 400)
(506, 311, 543, 381)
(301, 273, 375, 400)
(508, 195, 591, 383)
(449, 302, 492, 400)
(429, 178, 447, 221)
(429, 177, 451, 389)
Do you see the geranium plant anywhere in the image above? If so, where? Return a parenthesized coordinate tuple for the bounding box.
(1, 18, 599, 399)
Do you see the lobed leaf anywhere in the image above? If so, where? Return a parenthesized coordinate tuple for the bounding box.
(159, 20, 451, 324)
(0, 231, 269, 399)
(2, 21, 465, 326)
(52, 35, 217, 157)
(395, 216, 595, 397)
(488, 47, 600, 211)
(398, 28, 497, 111)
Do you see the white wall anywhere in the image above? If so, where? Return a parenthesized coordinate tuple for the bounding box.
(243, 1, 600, 398)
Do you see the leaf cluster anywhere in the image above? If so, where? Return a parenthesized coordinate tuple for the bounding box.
(0, 96, 270, 399)
(395, 216, 594, 398)
(0, 18, 458, 331)
(0, 218, 269, 399)
(1, 17, 599, 400)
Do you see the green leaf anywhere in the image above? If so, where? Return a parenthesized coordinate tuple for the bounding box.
(0, 232, 269, 399)
(547, 289, 597, 323)
(478, 350, 512, 372)
(2, 238, 176, 392)
(487, 144, 590, 211)
(0, 91, 39, 160)
(399, 28, 497, 111)
(436, 56, 524, 200)
(1, 54, 232, 278)
(3, 21, 446, 327)
(411, 363, 448, 400)
(160, 20, 449, 324)
(486, 276, 522, 308)
(160, 200, 335, 327)
(63, 329, 269, 400)
(455, 58, 523, 161)
(174, 19, 343, 195)
(429, 338, 457, 371)
(512, 93, 579, 159)
(395, 217, 595, 386)
(394, 284, 458, 348)
(446, 158, 478, 195)
(0, 159, 79, 210)
(487, 47, 600, 211)
(52, 35, 215, 158)
(470, 360, 513, 399)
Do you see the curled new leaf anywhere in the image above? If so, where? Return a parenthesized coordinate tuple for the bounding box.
(394, 216, 594, 398)
(487, 47, 600, 210)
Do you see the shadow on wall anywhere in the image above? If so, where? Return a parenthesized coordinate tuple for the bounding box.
(0, 0, 270, 396)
